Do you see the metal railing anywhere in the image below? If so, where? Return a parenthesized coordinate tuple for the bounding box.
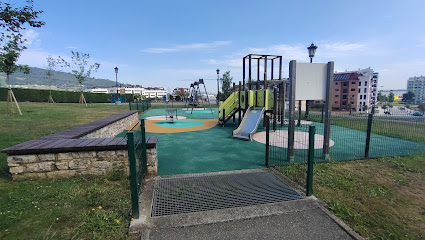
(129, 100, 151, 113)
(265, 115, 316, 196)
(305, 107, 425, 161)
(127, 119, 148, 219)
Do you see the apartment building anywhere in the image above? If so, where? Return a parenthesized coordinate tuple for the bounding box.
(407, 76, 425, 104)
(332, 68, 378, 112)
(89, 86, 167, 99)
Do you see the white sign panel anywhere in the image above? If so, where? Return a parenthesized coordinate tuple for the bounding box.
(295, 62, 328, 100)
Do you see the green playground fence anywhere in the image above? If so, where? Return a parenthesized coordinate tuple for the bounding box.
(129, 100, 151, 113)
(266, 105, 425, 194)
(265, 115, 316, 196)
(127, 119, 148, 219)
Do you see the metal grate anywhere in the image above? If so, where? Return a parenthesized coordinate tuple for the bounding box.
(151, 171, 302, 217)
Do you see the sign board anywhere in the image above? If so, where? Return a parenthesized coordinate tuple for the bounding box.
(294, 62, 328, 100)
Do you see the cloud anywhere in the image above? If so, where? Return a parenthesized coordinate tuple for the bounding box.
(66, 46, 78, 49)
(23, 29, 40, 46)
(323, 42, 366, 52)
(141, 41, 231, 53)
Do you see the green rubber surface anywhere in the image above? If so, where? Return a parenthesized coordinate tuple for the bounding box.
(118, 108, 425, 176)
(155, 120, 204, 128)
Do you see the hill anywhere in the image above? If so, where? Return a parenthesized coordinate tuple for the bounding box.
(0, 67, 121, 90)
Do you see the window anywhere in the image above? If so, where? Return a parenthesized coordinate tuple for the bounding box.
(335, 89, 340, 91)
(335, 101, 339, 104)
(351, 102, 354, 104)
(365, 81, 367, 86)
(360, 95, 363, 99)
(359, 82, 361, 86)
(364, 95, 366, 99)
(342, 95, 347, 99)
(335, 95, 339, 97)
(351, 88, 355, 91)
(335, 82, 339, 85)
(342, 101, 347, 105)
(343, 89, 347, 93)
(343, 82, 348, 86)
(358, 89, 361, 93)
(364, 88, 367, 93)
(352, 81, 355, 84)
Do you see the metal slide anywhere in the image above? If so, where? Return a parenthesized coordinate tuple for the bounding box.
(233, 106, 265, 141)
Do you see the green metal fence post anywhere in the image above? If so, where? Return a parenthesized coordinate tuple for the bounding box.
(127, 131, 140, 218)
(136, 101, 139, 111)
(306, 125, 316, 196)
(265, 115, 270, 167)
(141, 119, 148, 176)
(365, 112, 374, 158)
(321, 104, 324, 123)
(129, 101, 132, 110)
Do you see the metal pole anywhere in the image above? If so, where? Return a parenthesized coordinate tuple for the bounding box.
(265, 115, 270, 167)
(288, 60, 296, 162)
(323, 62, 334, 160)
(217, 72, 220, 105)
(306, 125, 316, 196)
(127, 131, 139, 218)
(298, 100, 302, 126)
(249, 55, 252, 90)
(273, 88, 277, 131)
(365, 112, 374, 158)
(115, 71, 118, 103)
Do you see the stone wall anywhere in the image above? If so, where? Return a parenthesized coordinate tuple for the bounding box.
(81, 113, 138, 139)
(8, 148, 158, 180)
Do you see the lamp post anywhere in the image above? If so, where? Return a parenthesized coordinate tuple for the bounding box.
(307, 43, 317, 63)
(305, 43, 318, 119)
(216, 68, 220, 105)
(114, 67, 119, 103)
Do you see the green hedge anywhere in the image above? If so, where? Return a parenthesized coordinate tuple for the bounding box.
(0, 88, 134, 103)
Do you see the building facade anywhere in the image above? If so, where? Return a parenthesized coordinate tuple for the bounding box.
(89, 86, 167, 99)
(407, 76, 425, 104)
(332, 68, 378, 112)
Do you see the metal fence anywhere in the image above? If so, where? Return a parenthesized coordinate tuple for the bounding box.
(265, 115, 315, 196)
(127, 119, 148, 219)
(266, 105, 425, 195)
(305, 107, 425, 161)
(129, 100, 151, 113)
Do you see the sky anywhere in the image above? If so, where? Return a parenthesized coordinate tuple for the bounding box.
(13, 0, 425, 92)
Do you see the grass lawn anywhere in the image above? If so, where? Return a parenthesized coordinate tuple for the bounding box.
(314, 155, 425, 239)
(0, 102, 132, 239)
(308, 112, 425, 144)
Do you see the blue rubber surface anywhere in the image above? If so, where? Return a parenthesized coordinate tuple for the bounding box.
(155, 120, 204, 128)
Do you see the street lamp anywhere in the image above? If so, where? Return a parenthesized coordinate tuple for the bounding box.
(305, 43, 318, 119)
(307, 43, 318, 63)
(216, 68, 220, 105)
(114, 67, 118, 103)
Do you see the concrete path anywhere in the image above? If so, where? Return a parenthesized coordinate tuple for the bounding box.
(130, 169, 363, 240)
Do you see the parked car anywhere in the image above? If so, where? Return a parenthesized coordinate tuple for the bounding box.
(412, 111, 424, 116)
(384, 111, 391, 115)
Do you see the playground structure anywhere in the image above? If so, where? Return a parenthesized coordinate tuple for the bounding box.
(184, 79, 213, 114)
(165, 108, 178, 122)
(219, 54, 284, 140)
(219, 54, 334, 161)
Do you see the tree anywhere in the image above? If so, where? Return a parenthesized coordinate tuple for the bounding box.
(221, 71, 233, 99)
(59, 51, 100, 106)
(0, 0, 45, 114)
(388, 91, 394, 103)
(45, 55, 58, 103)
(402, 91, 415, 103)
